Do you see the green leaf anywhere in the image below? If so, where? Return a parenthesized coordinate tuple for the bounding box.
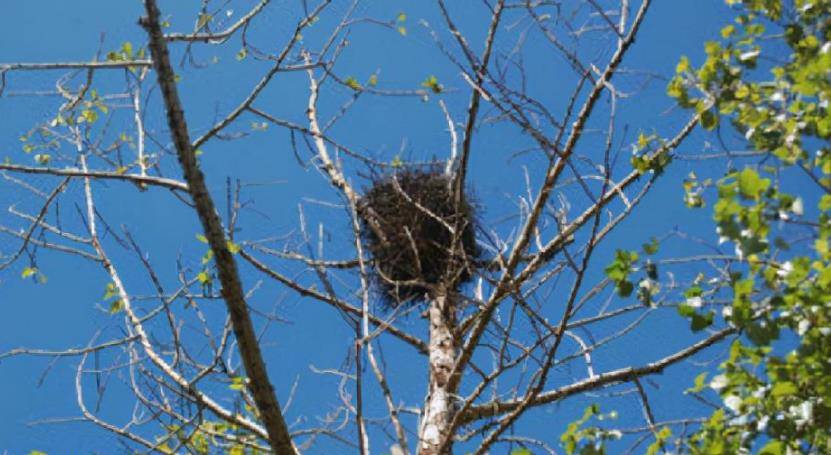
(690, 311, 714, 332)
(604, 249, 639, 297)
(421, 75, 443, 93)
(636, 132, 654, 150)
(229, 375, 246, 391)
(80, 108, 98, 123)
(770, 381, 797, 398)
(759, 440, 784, 455)
(676, 56, 690, 73)
(700, 110, 718, 130)
(617, 280, 634, 298)
(21, 267, 37, 279)
(197, 13, 212, 30)
(687, 372, 709, 394)
(646, 426, 671, 455)
(677, 304, 696, 317)
(819, 195, 831, 211)
(201, 249, 214, 265)
(197, 271, 211, 284)
(103, 282, 118, 300)
(645, 261, 658, 279)
(720, 24, 735, 38)
(745, 321, 779, 346)
(344, 76, 362, 90)
(109, 299, 124, 314)
(226, 240, 241, 254)
(684, 285, 703, 299)
(737, 168, 770, 199)
(734, 84, 750, 99)
(195, 233, 208, 243)
(642, 237, 659, 255)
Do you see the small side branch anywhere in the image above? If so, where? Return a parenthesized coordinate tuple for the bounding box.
(0, 60, 152, 71)
(460, 326, 737, 423)
(0, 163, 189, 191)
(164, 0, 271, 43)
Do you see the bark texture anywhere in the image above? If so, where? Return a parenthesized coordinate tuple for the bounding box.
(140, 1, 296, 453)
(418, 291, 458, 455)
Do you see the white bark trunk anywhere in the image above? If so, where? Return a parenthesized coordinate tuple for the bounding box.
(418, 291, 457, 455)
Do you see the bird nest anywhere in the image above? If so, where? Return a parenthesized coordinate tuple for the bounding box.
(358, 168, 480, 307)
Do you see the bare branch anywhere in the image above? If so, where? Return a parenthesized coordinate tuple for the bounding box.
(460, 326, 737, 423)
(140, 1, 297, 452)
(164, 0, 271, 43)
(0, 163, 189, 191)
(0, 60, 152, 71)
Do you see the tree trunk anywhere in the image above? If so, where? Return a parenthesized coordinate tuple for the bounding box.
(418, 290, 457, 455)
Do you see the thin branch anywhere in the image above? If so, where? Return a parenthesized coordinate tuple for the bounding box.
(460, 326, 737, 423)
(452, 0, 655, 388)
(0, 60, 153, 71)
(79, 152, 269, 440)
(165, 0, 271, 43)
(0, 176, 69, 269)
(190, 1, 331, 150)
(0, 163, 188, 191)
(0, 335, 139, 361)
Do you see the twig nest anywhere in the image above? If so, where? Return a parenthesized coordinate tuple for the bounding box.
(359, 168, 479, 307)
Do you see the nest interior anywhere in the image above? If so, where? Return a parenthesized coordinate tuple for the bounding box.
(358, 169, 479, 306)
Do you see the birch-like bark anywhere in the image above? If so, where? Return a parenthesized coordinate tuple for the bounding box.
(418, 288, 457, 455)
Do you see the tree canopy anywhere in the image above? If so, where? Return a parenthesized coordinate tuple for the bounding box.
(0, 0, 828, 454)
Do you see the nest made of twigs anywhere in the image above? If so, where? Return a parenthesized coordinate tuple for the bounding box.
(358, 168, 480, 307)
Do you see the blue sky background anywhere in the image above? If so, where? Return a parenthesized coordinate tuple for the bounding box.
(0, 1, 758, 453)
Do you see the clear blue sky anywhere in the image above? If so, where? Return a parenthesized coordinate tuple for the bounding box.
(0, 1, 741, 453)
